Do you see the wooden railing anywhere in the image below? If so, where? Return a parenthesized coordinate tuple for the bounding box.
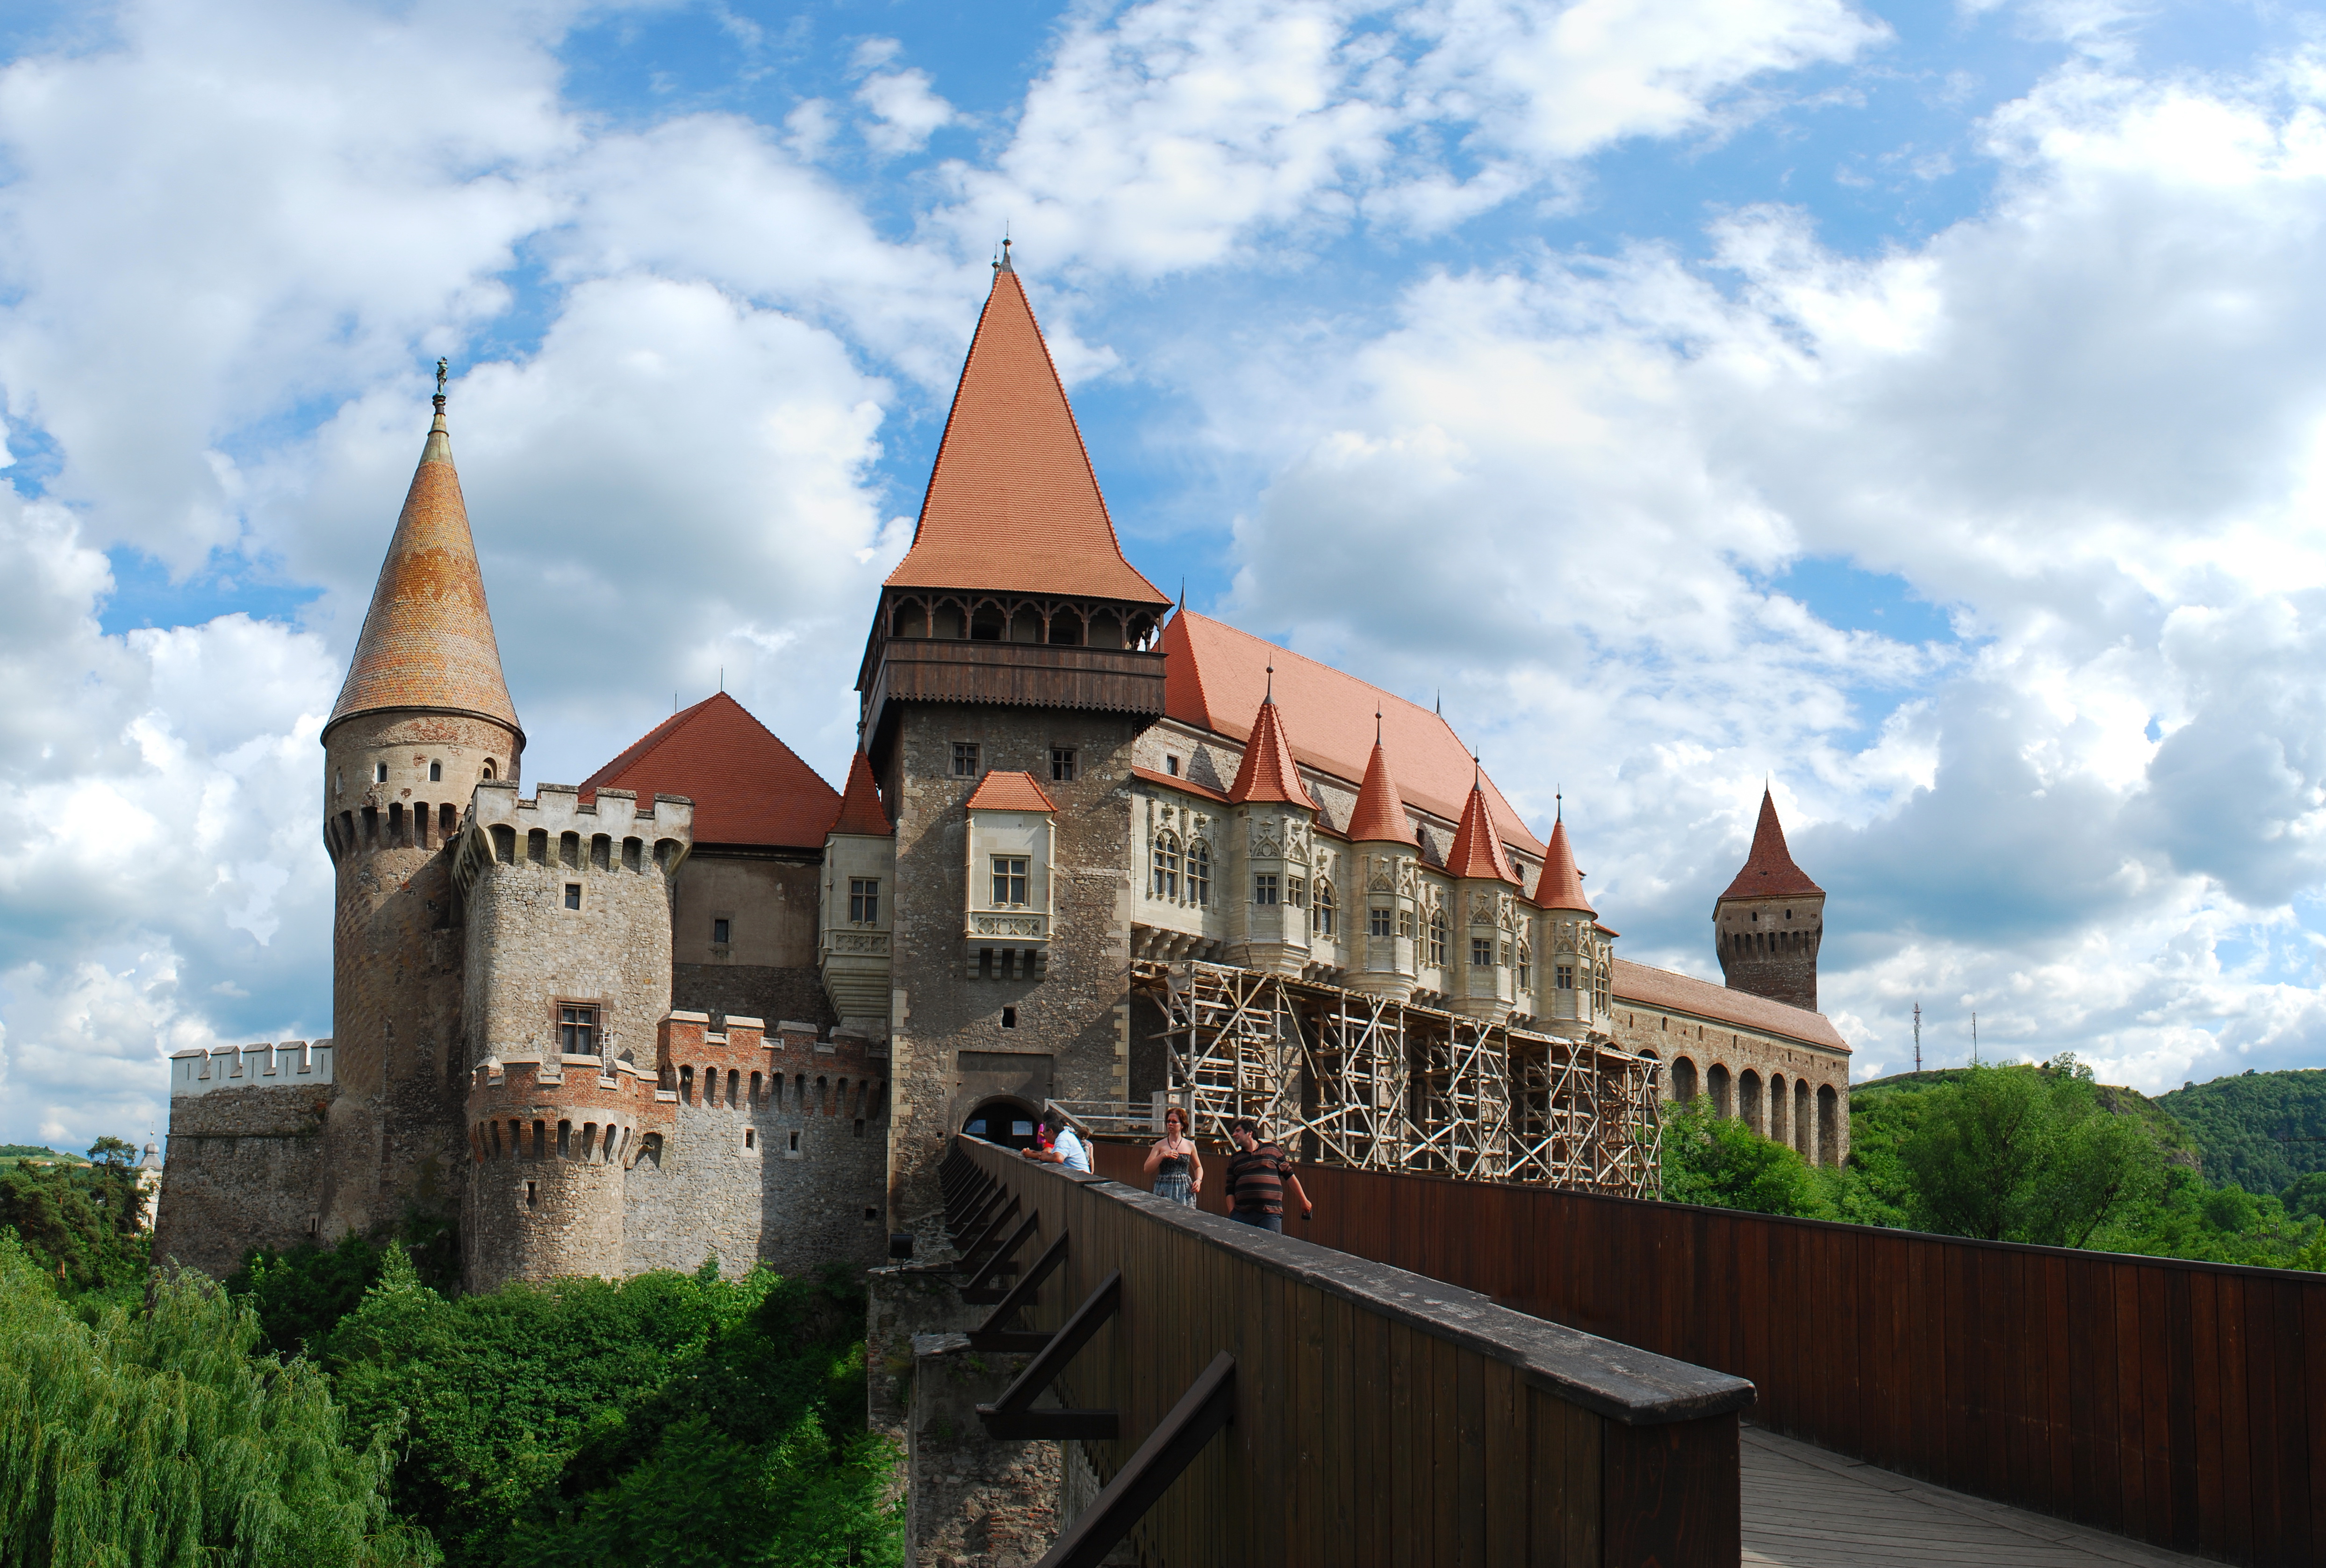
(1087, 1141, 2326, 1568)
(945, 1135, 1754, 1567)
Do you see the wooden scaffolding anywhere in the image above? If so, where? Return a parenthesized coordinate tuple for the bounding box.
(1134, 959, 1662, 1199)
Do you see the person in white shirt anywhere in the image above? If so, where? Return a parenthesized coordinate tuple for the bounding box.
(1022, 1120, 1091, 1172)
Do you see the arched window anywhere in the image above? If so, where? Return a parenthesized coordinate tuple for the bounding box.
(1708, 1064, 1732, 1119)
(1152, 831, 1181, 899)
(1187, 839, 1211, 907)
(482, 759, 496, 780)
(1671, 1057, 1698, 1103)
(1516, 942, 1530, 990)
(1315, 879, 1335, 937)
(1427, 909, 1448, 968)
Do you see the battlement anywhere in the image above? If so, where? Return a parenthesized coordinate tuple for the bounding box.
(170, 1040, 334, 1097)
(465, 1054, 669, 1167)
(455, 782, 695, 899)
(471, 780, 694, 839)
(657, 1013, 889, 1076)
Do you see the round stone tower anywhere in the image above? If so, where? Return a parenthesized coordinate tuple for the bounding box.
(1713, 788, 1825, 1013)
(462, 1055, 660, 1289)
(317, 385, 524, 1240)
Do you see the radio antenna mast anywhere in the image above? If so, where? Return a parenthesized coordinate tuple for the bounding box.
(1912, 1002, 1922, 1074)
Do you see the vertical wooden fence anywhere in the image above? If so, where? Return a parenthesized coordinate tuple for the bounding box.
(948, 1135, 1752, 1567)
(1088, 1141, 2326, 1567)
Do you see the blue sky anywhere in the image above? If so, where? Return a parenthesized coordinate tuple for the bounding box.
(4, 0, 2326, 1149)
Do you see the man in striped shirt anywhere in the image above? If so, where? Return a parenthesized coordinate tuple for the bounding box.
(1224, 1119, 1312, 1233)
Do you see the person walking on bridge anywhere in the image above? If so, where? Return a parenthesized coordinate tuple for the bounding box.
(1225, 1119, 1311, 1234)
(1143, 1106, 1201, 1206)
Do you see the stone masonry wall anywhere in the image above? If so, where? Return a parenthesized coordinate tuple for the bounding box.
(880, 704, 1143, 1244)
(1609, 1002, 1852, 1166)
(462, 1055, 664, 1290)
(154, 1080, 333, 1278)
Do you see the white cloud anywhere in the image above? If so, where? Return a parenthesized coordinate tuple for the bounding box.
(857, 63, 958, 156)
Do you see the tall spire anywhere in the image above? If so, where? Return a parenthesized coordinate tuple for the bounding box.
(886, 263, 1168, 604)
(1227, 690, 1316, 809)
(1533, 818, 1593, 913)
(1444, 780, 1519, 884)
(1720, 787, 1822, 899)
(1346, 732, 1416, 845)
(328, 383, 520, 737)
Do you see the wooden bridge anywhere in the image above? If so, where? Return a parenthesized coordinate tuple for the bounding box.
(926, 1134, 2326, 1567)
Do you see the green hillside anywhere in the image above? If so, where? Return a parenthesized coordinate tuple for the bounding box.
(1853, 1068, 2202, 1171)
(2154, 1069, 2326, 1197)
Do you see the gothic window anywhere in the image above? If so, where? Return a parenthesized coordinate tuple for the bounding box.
(953, 742, 980, 777)
(991, 856, 1028, 906)
(1315, 881, 1335, 936)
(1595, 967, 1610, 1014)
(1471, 938, 1493, 967)
(1051, 747, 1077, 782)
(1152, 832, 1181, 899)
(560, 1006, 596, 1053)
(1368, 904, 1392, 938)
(1253, 873, 1278, 906)
(1400, 908, 1414, 940)
(1428, 911, 1447, 967)
(482, 759, 496, 779)
(1518, 945, 1531, 988)
(849, 879, 879, 923)
(1285, 876, 1306, 909)
(1499, 941, 1511, 967)
(429, 761, 442, 782)
(1189, 839, 1211, 906)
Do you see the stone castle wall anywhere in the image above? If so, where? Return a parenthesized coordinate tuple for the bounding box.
(462, 1054, 666, 1289)
(153, 1042, 337, 1277)
(1609, 1004, 1851, 1166)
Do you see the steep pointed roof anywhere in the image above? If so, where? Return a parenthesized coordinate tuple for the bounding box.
(886, 265, 1169, 604)
(1721, 788, 1823, 900)
(965, 771, 1059, 812)
(329, 401, 520, 737)
(1445, 781, 1520, 884)
(1346, 739, 1417, 844)
(830, 752, 891, 836)
(1532, 818, 1594, 913)
(1227, 693, 1318, 809)
(580, 693, 839, 849)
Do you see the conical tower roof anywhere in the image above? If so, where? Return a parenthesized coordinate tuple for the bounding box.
(1445, 779, 1520, 884)
(328, 399, 520, 737)
(886, 257, 1170, 604)
(1532, 818, 1593, 913)
(1721, 788, 1823, 899)
(1346, 737, 1417, 845)
(1227, 689, 1316, 809)
(830, 751, 892, 836)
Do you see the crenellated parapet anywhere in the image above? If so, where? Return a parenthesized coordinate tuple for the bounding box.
(655, 1012, 890, 1129)
(453, 781, 694, 902)
(170, 1039, 335, 1097)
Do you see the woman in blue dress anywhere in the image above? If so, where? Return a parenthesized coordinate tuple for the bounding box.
(1142, 1106, 1202, 1205)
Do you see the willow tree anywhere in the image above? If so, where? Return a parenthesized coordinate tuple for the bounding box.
(0, 1235, 436, 1566)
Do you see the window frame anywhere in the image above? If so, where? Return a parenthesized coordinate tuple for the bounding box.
(1188, 839, 1211, 906)
(1315, 880, 1335, 936)
(1428, 911, 1447, 967)
(1253, 873, 1279, 907)
(712, 917, 731, 945)
(952, 741, 981, 778)
(563, 882, 582, 910)
(991, 856, 1029, 908)
(1471, 937, 1493, 967)
(849, 878, 879, 924)
(1050, 747, 1077, 782)
(1368, 904, 1393, 938)
(1151, 831, 1181, 899)
(557, 1004, 598, 1054)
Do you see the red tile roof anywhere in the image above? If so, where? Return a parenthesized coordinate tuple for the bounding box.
(1721, 788, 1823, 900)
(1130, 765, 1229, 804)
(831, 752, 892, 836)
(964, 770, 1059, 812)
(1345, 740, 1417, 845)
(1532, 819, 1593, 913)
(1162, 611, 1545, 857)
(1611, 959, 1848, 1052)
(1444, 781, 1522, 884)
(580, 693, 839, 849)
(1225, 695, 1317, 809)
(329, 407, 521, 736)
(886, 265, 1170, 605)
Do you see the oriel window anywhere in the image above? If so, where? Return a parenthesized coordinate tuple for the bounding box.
(1315, 881, 1335, 936)
(1050, 747, 1077, 782)
(991, 857, 1028, 907)
(1368, 905, 1392, 938)
(1188, 840, 1211, 906)
(1556, 964, 1577, 990)
(1472, 938, 1493, 967)
(1151, 833, 1181, 899)
(952, 742, 980, 778)
(1285, 877, 1306, 909)
(1518, 947, 1531, 988)
(559, 1006, 596, 1053)
(1428, 912, 1447, 967)
(1253, 873, 1278, 906)
(850, 879, 879, 923)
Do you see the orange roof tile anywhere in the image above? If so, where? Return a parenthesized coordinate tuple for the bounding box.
(1161, 612, 1545, 857)
(1444, 781, 1522, 884)
(1345, 739, 1417, 845)
(1721, 788, 1823, 900)
(1611, 959, 1848, 1052)
(964, 770, 1058, 812)
(1130, 765, 1229, 804)
(886, 264, 1170, 605)
(580, 693, 839, 849)
(831, 752, 892, 836)
(328, 405, 520, 737)
(1226, 695, 1317, 809)
(1533, 819, 1594, 913)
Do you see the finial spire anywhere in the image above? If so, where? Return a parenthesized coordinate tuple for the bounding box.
(1265, 663, 1274, 703)
(431, 357, 449, 433)
(1179, 577, 1187, 614)
(1556, 784, 1563, 823)
(1435, 688, 1442, 716)
(1472, 753, 1481, 789)
(997, 234, 1014, 274)
(1375, 707, 1383, 745)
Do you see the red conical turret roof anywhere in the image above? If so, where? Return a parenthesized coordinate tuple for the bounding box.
(886, 259, 1169, 605)
(1346, 738, 1417, 845)
(1227, 692, 1316, 809)
(1721, 788, 1823, 899)
(1445, 780, 1520, 884)
(328, 401, 520, 737)
(831, 751, 892, 836)
(1533, 818, 1594, 913)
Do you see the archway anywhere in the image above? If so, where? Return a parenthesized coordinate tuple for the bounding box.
(1707, 1063, 1732, 1119)
(1670, 1057, 1698, 1103)
(1769, 1074, 1788, 1145)
(1738, 1070, 1763, 1134)
(1794, 1080, 1812, 1158)
(1816, 1084, 1840, 1166)
(962, 1097, 1043, 1152)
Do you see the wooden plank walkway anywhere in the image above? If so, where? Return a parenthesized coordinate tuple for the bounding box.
(1742, 1427, 2212, 1568)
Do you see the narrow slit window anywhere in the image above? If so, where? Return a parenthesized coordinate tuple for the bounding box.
(429, 760, 442, 782)
(373, 762, 388, 783)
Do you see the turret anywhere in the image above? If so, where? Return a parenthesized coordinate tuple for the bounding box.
(1443, 771, 1522, 1021)
(1714, 788, 1824, 1011)
(1530, 816, 1609, 1034)
(316, 376, 524, 1240)
(1225, 680, 1318, 976)
(820, 752, 897, 1031)
(1344, 723, 1420, 1002)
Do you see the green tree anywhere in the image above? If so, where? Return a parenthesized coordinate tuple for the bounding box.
(2282, 1170, 2326, 1224)
(0, 1234, 436, 1566)
(1901, 1058, 2166, 1246)
(1659, 1099, 1830, 1217)
(0, 1154, 150, 1305)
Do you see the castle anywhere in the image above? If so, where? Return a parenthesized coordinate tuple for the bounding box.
(154, 253, 1851, 1288)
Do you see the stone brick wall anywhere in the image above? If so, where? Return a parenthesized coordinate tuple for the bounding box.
(154, 1077, 334, 1278)
(321, 709, 519, 1243)
(1713, 892, 1825, 1012)
(461, 1054, 664, 1289)
(1609, 1003, 1852, 1165)
(670, 963, 836, 1036)
(880, 704, 1143, 1242)
(672, 851, 821, 968)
